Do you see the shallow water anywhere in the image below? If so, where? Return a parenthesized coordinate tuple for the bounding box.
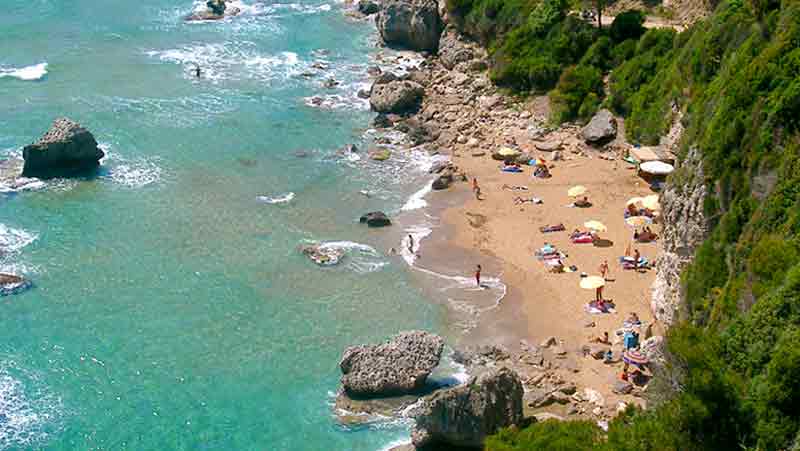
(0, 1, 445, 449)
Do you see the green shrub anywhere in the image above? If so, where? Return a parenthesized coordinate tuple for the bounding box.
(610, 10, 645, 43)
(579, 36, 613, 71)
(549, 64, 603, 122)
(486, 420, 602, 451)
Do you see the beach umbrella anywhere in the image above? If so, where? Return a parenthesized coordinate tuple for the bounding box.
(626, 216, 652, 228)
(640, 161, 674, 176)
(584, 220, 607, 233)
(579, 276, 606, 290)
(623, 349, 649, 366)
(498, 147, 521, 157)
(626, 197, 644, 207)
(641, 195, 660, 211)
(568, 185, 587, 197)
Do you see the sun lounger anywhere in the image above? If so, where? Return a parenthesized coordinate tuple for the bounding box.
(539, 224, 566, 233)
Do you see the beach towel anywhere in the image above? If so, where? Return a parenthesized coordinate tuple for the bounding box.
(571, 234, 594, 244)
(539, 224, 566, 233)
(502, 166, 523, 173)
(585, 300, 615, 314)
(620, 256, 649, 270)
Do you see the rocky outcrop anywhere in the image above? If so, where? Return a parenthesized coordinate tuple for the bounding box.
(651, 146, 708, 325)
(370, 80, 425, 114)
(438, 29, 475, 70)
(22, 118, 105, 178)
(186, 0, 241, 20)
(339, 331, 444, 397)
(410, 367, 524, 449)
(581, 109, 617, 144)
(357, 0, 380, 15)
(359, 211, 392, 227)
(377, 0, 442, 52)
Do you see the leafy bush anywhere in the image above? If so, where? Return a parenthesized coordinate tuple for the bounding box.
(549, 64, 603, 122)
(610, 10, 646, 43)
(486, 420, 602, 451)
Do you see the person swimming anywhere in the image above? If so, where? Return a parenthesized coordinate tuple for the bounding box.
(194, 64, 201, 78)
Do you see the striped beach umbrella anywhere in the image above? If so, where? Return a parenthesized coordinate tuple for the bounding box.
(623, 349, 649, 366)
(626, 216, 652, 228)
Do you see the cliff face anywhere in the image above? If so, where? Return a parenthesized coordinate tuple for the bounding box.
(651, 145, 707, 325)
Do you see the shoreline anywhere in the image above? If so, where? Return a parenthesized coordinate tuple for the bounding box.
(360, 25, 667, 425)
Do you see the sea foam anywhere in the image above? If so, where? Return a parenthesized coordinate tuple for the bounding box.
(0, 63, 48, 81)
(0, 361, 63, 450)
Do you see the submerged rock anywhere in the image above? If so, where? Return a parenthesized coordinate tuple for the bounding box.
(359, 211, 392, 227)
(0, 273, 32, 296)
(582, 109, 618, 144)
(186, 0, 241, 20)
(377, 0, 442, 52)
(22, 118, 105, 178)
(410, 367, 524, 449)
(339, 330, 444, 397)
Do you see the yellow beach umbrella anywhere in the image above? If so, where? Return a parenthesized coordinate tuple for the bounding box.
(498, 147, 521, 157)
(580, 276, 606, 290)
(568, 185, 587, 197)
(584, 220, 607, 233)
(626, 216, 652, 228)
(642, 195, 660, 211)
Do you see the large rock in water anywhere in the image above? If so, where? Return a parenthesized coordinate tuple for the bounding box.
(339, 331, 444, 397)
(582, 109, 618, 144)
(0, 273, 32, 296)
(22, 118, 105, 178)
(410, 367, 524, 449)
(377, 0, 442, 52)
(186, 0, 241, 20)
(370, 80, 425, 114)
(359, 211, 392, 227)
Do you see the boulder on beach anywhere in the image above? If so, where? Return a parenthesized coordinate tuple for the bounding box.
(438, 30, 475, 70)
(369, 149, 392, 161)
(359, 211, 392, 227)
(377, 0, 442, 52)
(339, 330, 444, 397)
(431, 174, 452, 190)
(410, 367, 524, 449)
(22, 118, 105, 178)
(370, 80, 425, 114)
(582, 109, 618, 144)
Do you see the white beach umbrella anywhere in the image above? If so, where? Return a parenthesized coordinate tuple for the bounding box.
(640, 161, 674, 176)
(580, 276, 606, 290)
(568, 185, 587, 197)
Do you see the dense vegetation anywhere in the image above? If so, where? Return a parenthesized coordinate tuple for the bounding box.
(449, 0, 800, 449)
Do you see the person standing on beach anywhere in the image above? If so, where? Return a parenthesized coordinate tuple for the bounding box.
(596, 285, 604, 302)
(475, 264, 482, 287)
(472, 177, 481, 200)
(600, 260, 609, 279)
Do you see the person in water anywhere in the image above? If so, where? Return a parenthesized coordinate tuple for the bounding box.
(194, 65, 201, 78)
(407, 234, 414, 254)
(475, 264, 482, 287)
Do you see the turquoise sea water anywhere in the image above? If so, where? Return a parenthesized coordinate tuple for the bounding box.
(0, 1, 447, 449)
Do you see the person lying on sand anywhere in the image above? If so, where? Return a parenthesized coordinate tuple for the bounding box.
(590, 331, 610, 345)
(573, 196, 592, 208)
(514, 196, 543, 205)
(502, 184, 528, 191)
(540, 223, 565, 233)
